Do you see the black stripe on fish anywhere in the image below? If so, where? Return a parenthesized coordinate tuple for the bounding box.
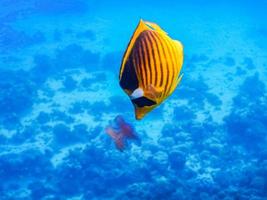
(131, 96, 156, 107)
(142, 33, 153, 86)
(155, 33, 168, 91)
(119, 53, 139, 91)
(145, 31, 157, 86)
(149, 31, 163, 88)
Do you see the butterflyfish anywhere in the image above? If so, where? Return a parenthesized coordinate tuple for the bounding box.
(119, 19, 184, 120)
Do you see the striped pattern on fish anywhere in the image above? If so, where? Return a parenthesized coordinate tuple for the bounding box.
(119, 20, 184, 120)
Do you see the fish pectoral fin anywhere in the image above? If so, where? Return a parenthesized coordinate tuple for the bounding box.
(144, 84, 163, 102)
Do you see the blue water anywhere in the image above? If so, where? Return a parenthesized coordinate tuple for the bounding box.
(1, 0, 267, 199)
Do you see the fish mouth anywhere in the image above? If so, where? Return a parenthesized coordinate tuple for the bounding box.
(135, 110, 145, 120)
(134, 106, 154, 120)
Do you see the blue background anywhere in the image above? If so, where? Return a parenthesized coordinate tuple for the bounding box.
(0, 0, 267, 199)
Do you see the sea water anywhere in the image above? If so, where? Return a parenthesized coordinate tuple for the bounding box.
(0, 0, 267, 199)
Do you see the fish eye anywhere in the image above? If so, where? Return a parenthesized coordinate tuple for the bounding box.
(131, 96, 156, 108)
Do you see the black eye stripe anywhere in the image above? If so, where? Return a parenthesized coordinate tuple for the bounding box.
(119, 54, 139, 92)
(131, 97, 156, 107)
